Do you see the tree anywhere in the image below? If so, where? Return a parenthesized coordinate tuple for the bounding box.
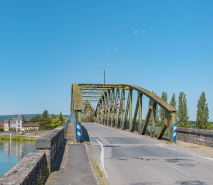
(159, 91, 168, 125)
(59, 112, 64, 123)
(170, 93, 177, 109)
(177, 92, 190, 128)
(50, 114, 57, 120)
(39, 110, 51, 130)
(29, 115, 41, 122)
(196, 92, 210, 129)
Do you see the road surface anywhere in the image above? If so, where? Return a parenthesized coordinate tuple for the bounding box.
(82, 122, 213, 185)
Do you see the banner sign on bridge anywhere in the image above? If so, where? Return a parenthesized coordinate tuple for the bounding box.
(116, 99, 119, 108)
(107, 103, 110, 111)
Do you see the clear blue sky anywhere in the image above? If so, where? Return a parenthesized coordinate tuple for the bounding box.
(0, 0, 212, 121)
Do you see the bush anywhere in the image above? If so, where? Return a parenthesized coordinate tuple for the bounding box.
(0, 127, 4, 132)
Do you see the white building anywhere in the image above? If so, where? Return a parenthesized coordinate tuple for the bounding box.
(4, 114, 26, 131)
(22, 122, 39, 131)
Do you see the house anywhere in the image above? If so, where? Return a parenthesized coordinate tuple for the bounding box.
(22, 122, 39, 131)
(4, 114, 27, 131)
(0, 122, 4, 128)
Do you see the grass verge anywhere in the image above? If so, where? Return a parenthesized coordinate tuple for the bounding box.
(0, 135, 36, 141)
(93, 159, 107, 185)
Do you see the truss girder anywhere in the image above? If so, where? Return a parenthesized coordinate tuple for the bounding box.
(71, 83, 177, 142)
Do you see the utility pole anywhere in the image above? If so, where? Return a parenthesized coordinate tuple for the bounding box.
(104, 69, 105, 84)
(100, 66, 109, 84)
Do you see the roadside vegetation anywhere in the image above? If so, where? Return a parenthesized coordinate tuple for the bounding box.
(0, 135, 36, 141)
(29, 110, 66, 130)
(146, 91, 211, 130)
(93, 159, 107, 185)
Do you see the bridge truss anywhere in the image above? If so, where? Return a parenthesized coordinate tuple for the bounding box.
(71, 83, 177, 142)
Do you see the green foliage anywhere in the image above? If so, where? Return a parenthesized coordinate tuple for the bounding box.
(196, 92, 210, 129)
(38, 110, 65, 130)
(0, 135, 35, 141)
(0, 127, 4, 132)
(49, 114, 57, 120)
(177, 92, 190, 128)
(51, 117, 65, 129)
(170, 93, 177, 109)
(29, 115, 41, 122)
(17, 129, 20, 131)
(159, 91, 168, 125)
(59, 112, 64, 123)
(39, 110, 51, 130)
(44, 165, 49, 176)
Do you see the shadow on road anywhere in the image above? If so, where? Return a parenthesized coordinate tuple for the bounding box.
(81, 125, 90, 142)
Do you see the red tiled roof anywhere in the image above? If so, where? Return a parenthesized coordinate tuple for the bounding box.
(0, 122, 4, 127)
(22, 122, 39, 127)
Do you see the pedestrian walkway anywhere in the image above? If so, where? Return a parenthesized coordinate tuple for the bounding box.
(65, 122, 75, 141)
(46, 144, 99, 185)
(45, 122, 102, 185)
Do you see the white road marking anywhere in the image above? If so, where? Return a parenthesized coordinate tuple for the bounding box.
(188, 153, 213, 161)
(156, 144, 176, 150)
(91, 135, 108, 177)
(166, 163, 192, 177)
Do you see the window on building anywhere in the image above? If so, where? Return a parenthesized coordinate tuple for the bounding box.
(18, 121, 20, 123)
(18, 124, 20, 127)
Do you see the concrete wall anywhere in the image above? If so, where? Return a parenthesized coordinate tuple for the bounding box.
(177, 127, 213, 147)
(36, 126, 64, 170)
(0, 126, 65, 184)
(0, 152, 47, 185)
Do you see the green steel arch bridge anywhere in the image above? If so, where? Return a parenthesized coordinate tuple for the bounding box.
(71, 83, 177, 142)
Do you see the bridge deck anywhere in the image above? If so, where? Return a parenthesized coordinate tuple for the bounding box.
(83, 122, 213, 185)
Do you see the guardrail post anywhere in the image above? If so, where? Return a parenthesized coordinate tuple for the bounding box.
(77, 121, 81, 142)
(170, 112, 176, 142)
(173, 121, 177, 143)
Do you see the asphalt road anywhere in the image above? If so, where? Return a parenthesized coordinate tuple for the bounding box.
(82, 122, 213, 185)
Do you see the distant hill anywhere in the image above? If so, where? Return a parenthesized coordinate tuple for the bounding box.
(0, 114, 70, 122)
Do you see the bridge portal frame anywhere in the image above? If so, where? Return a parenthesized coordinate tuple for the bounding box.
(71, 83, 177, 142)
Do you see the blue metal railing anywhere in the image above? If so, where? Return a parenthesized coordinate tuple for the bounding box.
(62, 117, 70, 138)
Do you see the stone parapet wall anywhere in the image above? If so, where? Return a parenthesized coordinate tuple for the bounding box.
(0, 126, 66, 184)
(177, 127, 213, 147)
(0, 152, 47, 185)
(36, 126, 64, 170)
